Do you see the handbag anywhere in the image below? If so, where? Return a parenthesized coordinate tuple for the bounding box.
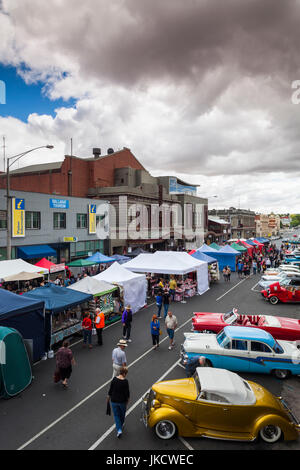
(106, 399, 111, 416)
(159, 329, 162, 335)
(53, 367, 61, 383)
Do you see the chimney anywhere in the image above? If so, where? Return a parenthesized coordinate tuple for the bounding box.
(93, 148, 101, 159)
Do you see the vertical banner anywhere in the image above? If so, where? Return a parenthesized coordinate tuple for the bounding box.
(12, 198, 25, 237)
(89, 204, 96, 234)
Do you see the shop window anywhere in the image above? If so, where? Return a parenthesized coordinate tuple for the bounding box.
(77, 213, 87, 229)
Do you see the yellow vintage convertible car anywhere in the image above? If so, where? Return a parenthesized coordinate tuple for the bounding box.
(142, 368, 300, 443)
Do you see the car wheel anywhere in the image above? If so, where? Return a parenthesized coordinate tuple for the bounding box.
(269, 296, 279, 305)
(155, 420, 177, 440)
(259, 425, 282, 443)
(273, 369, 290, 379)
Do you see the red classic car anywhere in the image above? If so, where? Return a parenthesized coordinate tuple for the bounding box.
(192, 308, 300, 341)
(261, 280, 300, 305)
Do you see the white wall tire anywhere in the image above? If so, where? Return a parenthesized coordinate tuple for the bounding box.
(273, 369, 290, 379)
(269, 296, 279, 305)
(259, 425, 282, 443)
(155, 420, 177, 440)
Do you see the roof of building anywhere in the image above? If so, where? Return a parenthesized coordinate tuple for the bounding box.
(208, 217, 230, 225)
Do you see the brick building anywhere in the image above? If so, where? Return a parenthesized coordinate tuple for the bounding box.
(0, 148, 208, 254)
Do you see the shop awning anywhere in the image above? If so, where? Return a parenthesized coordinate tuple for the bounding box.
(17, 245, 57, 259)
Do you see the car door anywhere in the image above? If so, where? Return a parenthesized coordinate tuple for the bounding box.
(249, 341, 275, 373)
(219, 339, 251, 372)
(192, 395, 235, 432)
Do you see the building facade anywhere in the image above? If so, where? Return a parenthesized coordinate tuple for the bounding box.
(0, 189, 108, 262)
(0, 148, 208, 255)
(208, 207, 256, 239)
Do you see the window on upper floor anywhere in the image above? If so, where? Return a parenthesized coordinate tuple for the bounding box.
(25, 211, 41, 230)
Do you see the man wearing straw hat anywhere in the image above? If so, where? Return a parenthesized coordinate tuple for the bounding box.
(112, 340, 128, 377)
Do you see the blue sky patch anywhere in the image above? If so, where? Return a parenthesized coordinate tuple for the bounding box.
(0, 64, 76, 121)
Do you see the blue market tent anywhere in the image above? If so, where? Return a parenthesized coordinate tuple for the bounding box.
(256, 237, 270, 244)
(191, 251, 218, 264)
(111, 254, 131, 264)
(0, 289, 45, 362)
(23, 284, 93, 350)
(199, 244, 238, 272)
(245, 239, 257, 246)
(85, 252, 116, 264)
(219, 245, 241, 255)
(198, 244, 219, 253)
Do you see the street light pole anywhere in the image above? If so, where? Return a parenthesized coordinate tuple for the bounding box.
(6, 145, 54, 260)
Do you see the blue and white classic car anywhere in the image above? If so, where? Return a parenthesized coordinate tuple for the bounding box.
(180, 326, 300, 379)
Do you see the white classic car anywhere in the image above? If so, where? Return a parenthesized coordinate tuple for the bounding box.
(180, 326, 300, 379)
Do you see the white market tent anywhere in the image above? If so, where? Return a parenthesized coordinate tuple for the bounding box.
(93, 262, 147, 313)
(123, 251, 209, 295)
(0, 258, 49, 282)
(67, 277, 118, 296)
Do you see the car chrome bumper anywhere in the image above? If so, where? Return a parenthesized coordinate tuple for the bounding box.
(280, 398, 300, 427)
(141, 393, 149, 427)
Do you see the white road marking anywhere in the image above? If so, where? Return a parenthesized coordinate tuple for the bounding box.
(215, 278, 246, 301)
(17, 315, 193, 450)
(251, 282, 261, 292)
(179, 436, 194, 451)
(88, 360, 181, 450)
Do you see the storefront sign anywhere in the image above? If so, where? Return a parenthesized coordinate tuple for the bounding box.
(50, 263, 65, 273)
(63, 236, 78, 242)
(50, 198, 69, 209)
(88, 204, 96, 234)
(12, 198, 25, 238)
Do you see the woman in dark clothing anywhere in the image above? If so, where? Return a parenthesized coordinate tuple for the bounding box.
(150, 314, 160, 349)
(55, 340, 75, 388)
(107, 367, 130, 438)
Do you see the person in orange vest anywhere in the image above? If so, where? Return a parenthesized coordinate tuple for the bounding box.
(94, 308, 105, 346)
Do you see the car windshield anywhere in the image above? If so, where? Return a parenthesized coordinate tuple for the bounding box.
(216, 330, 230, 348)
(193, 371, 201, 396)
(273, 341, 284, 354)
(222, 311, 237, 324)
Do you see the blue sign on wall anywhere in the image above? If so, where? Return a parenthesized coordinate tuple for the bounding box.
(49, 198, 69, 209)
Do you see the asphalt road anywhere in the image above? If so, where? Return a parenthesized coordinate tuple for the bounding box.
(1, 270, 300, 451)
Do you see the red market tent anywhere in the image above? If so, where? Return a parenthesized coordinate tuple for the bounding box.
(237, 240, 254, 257)
(35, 258, 55, 270)
(252, 239, 264, 253)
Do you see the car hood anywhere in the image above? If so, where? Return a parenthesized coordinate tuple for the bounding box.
(152, 378, 197, 401)
(183, 333, 218, 352)
(192, 312, 222, 325)
(278, 317, 300, 329)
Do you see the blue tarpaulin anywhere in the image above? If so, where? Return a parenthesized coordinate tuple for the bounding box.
(17, 244, 56, 259)
(23, 284, 93, 351)
(0, 289, 45, 362)
(191, 251, 217, 264)
(85, 252, 116, 264)
(199, 244, 238, 272)
(111, 254, 131, 264)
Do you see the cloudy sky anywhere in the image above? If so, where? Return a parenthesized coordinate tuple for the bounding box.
(1, 0, 300, 213)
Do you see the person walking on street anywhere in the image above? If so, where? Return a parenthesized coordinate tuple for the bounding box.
(107, 367, 130, 438)
(237, 260, 243, 279)
(122, 305, 133, 342)
(252, 260, 257, 275)
(162, 289, 170, 319)
(55, 340, 75, 388)
(150, 314, 160, 349)
(165, 311, 178, 350)
(112, 340, 127, 377)
(227, 266, 231, 282)
(94, 308, 105, 346)
(82, 312, 93, 349)
(155, 291, 163, 318)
